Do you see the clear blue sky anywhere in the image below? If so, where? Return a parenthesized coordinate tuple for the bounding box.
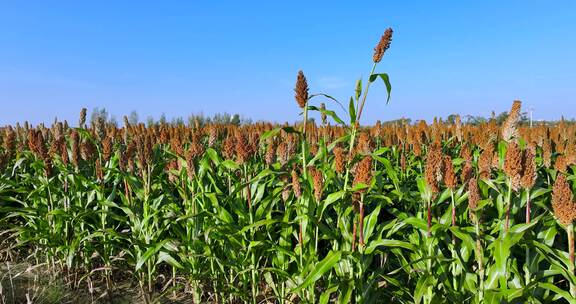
(1, 1, 575, 126)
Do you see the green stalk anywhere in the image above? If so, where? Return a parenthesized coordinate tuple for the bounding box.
(355, 63, 377, 126)
(450, 189, 457, 290)
(302, 103, 308, 178)
(299, 102, 308, 267)
(525, 188, 531, 285)
(505, 178, 513, 233)
(244, 164, 257, 304)
(344, 63, 377, 191)
(568, 223, 575, 298)
(343, 127, 357, 191)
(475, 216, 484, 302)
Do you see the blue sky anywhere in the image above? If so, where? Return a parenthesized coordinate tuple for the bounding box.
(0, 1, 575, 126)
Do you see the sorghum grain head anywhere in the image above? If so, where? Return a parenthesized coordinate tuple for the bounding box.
(235, 131, 251, 165)
(81, 140, 96, 162)
(552, 174, 576, 226)
(479, 145, 494, 180)
(521, 147, 537, 190)
(443, 156, 456, 189)
(292, 170, 301, 199)
(311, 167, 324, 201)
(357, 132, 372, 155)
(425, 144, 443, 195)
(294, 71, 309, 109)
(504, 142, 522, 191)
(460, 161, 473, 186)
(265, 141, 276, 166)
(222, 134, 236, 160)
(79, 108, 87, 128)
(333, 146, 345, 174)
(373, 28, 393, 63)
(468, 178, 480, 223)
(353, 156, 373, 192)
(102, 136, 113, 162)
(71, 130, 80, 168)
(276, 142, 288, 166)
(501, 100, 522, 143)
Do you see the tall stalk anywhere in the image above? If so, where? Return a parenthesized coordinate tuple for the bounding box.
(525, 188, 531, 284)
(568, 223, 575, 298)
(505, 178, 513, 232)
(475, 216, 484, 302)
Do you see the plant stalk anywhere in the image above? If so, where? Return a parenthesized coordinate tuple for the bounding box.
(569, 223, 575, 298)
(505, 178, 513, 232)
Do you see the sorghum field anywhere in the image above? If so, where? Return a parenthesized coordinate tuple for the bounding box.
(2, 30, 576, 304)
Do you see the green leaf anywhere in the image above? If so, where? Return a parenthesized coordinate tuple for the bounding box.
(309, 93, 346, 113)
(157, 251, 183, 269)
(292, 251, 343, 293)
(414, 275, 435, 304)
(355, 79, 362, 100)
(136, 242, 164, 271)
(363, 205, 381, 242)
(260, 126, 300, 141)
(319, 285, 339, 304)
(364, 239, 415, 254)
(349, 97, 356, 124)
(307, 105, 346, 126)
(368, 73, 392, 103)
(537, 282, 576, 304)
(221, 160, 240, 170)
(237, 219, 278, 234)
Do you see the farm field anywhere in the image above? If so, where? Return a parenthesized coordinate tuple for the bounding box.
(2, 96, 576, 303)
(0, 7, 575, 302)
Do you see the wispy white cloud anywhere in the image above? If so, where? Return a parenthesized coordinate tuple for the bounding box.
(317, 76, 348, 90)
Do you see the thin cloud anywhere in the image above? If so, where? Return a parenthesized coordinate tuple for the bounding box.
(317, 76, 348, 90)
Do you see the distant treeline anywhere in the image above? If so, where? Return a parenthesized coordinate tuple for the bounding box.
(381, 111, 575, 126)
(89, 107, 252, 128)
(86, 107, 573, 129)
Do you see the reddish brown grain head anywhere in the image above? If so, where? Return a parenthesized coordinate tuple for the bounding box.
(443, 156, 456, 189)
(294, 71, 309, 109)
(291, 169, 302, 199)
(265, 141, 276, 166)
(276, 141, 289, 166)
(478, 145, 494, 180)
(310, 167, 324, 201)
(501, 100, 522, 143)
(504, 142, 522, 191)
(102, 136, 113, 162)
(468, 178, 480, 223)
(222, 134, 236, 160)
(460, 160, 473, 186)
(333, 146, 345, 174)
(552, 174, 576, 226)
(189, 133, 205, 160)
(521, 147, 537, 190)
(235, 131, 251, 165)
(357, 132, 373, 155)
(353, 156, 373, 192)
(71, 130, 80, 168)
(59, 137, 69, 166)
(3, 128, 16, 156)
(373, 28, 393, 63)
(542, 139, 552, 168)
(425, 144, 443, 195)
